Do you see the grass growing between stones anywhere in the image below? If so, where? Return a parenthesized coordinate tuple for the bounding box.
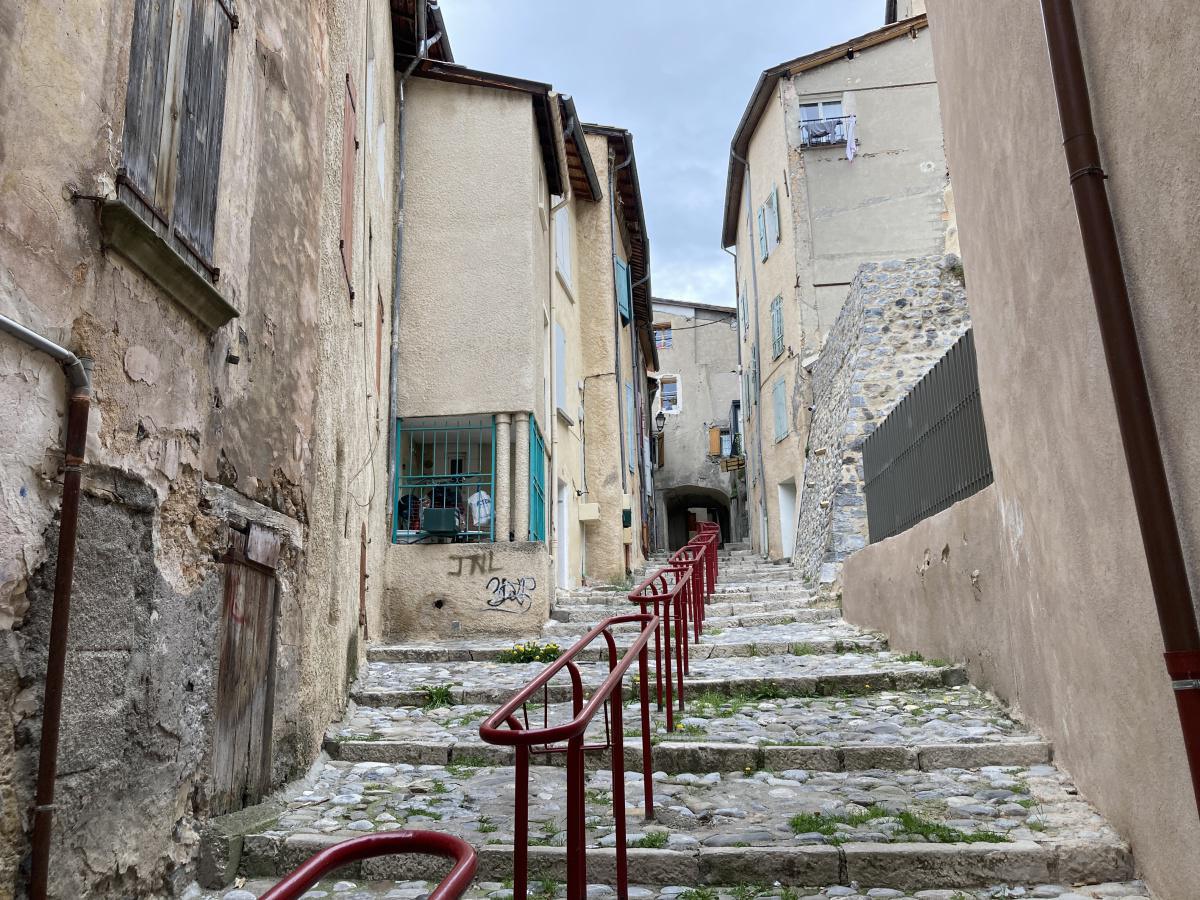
(678, 889, 719, 900)
(496, 642, 562, 664)
(788, 807, 1010, 844)
(421, 684, 455, 709)
(630, 831, 668, 849)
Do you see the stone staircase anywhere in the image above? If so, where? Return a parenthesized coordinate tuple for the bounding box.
(198, 547, 1149, 900)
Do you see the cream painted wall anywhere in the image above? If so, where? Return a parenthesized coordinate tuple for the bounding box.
(843, 2, 1200, 896)
(396, 77, 541, 419)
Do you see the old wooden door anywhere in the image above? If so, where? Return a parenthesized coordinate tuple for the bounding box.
(210, 523, 281, 815)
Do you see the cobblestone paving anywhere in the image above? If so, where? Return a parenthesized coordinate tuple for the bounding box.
(201, 878, 1152, 899)
(251, 759, 1121, 852)
(201, 552, 1141, 897)
(329, 685, 1038, 752)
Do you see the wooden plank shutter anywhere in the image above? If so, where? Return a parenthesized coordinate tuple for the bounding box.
(122, 0, 176, 202)
(615, 257, 631, 322)
(709, 426, 722, 456)
(211, 524, 281, 815)
(757, 207, 767, 259)
(174, 0, 231, 260)
(340, 74, 358, 300)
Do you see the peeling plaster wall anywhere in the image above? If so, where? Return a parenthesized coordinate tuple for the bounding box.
(0, 0, 396, 894)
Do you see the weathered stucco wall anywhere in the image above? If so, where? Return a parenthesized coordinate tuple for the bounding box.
(794, 255, 968, 594)
(396, 77, 541, 419)
(843, 2, 1200, 896)
(0, 0, 394, 893)
(383, 542, 551, 641)
(651, 301, 742, 549)
(577, 134, 646, 583)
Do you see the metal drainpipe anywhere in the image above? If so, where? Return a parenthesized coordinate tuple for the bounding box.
(730, 151, 769, 558)
(722, 243, 744, 544)
(607, 148, 634, 492)
(0, 315, 93, 900)
(547, 190, 569, 576)
(385, 6, 441, 534)
(1040, 0, 1200, 813)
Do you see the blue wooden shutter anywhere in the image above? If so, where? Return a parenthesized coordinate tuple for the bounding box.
(771, 297, 784, 357)
(615, 257, 632, 322)
(625, 382, 635, 471)
(554, 322, 567, 412)
(757, 207, 767, 260)
(773, 380, 788, 440)
(529, 419, 546, 542)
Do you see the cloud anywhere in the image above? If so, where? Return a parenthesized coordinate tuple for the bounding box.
(437, 1, 883, 305)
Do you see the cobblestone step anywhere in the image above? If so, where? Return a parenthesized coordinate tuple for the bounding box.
(350, 656, 967, 708)
(370, 622, 885, 665)
(326, 683, 1051, 774)
(223, 759, 1133, 889)
(553, 595, 821, 615)
(204, 876, 1152, 900)
(547, 607, 838, 627)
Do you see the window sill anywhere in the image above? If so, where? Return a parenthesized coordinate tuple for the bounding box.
(99, 198, 238, 330)
(555, 268, 576, 303)
(556, 407, 576, 427)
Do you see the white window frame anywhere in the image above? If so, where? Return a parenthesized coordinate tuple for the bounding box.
(654, 323, 673, 350)
(660, 375, 681, 414)
(554, 203, 572, 288)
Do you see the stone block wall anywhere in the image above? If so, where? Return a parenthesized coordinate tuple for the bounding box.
(793, 255, 969, 593)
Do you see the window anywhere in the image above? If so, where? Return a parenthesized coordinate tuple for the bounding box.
(654, 323, 673, 349)
(720, 431, 733, 458)
(115, 0, 235, 321)
(757, 187, 781, 261)
(770, 296, 784, 358)
(615, 257, 632, 322)
(554, 322, 568, 414)
(554, 205, 573, 288)
(393, 416, 495, 542)
(772, 379, 789, 441)
(340, 73, 358, 299)
(660, 376, 679, 413)
(799, 100, 848, 147)
(529, 419, 547, 542)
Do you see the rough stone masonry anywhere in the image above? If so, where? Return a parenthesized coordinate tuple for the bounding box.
(793, 255, 970, 594)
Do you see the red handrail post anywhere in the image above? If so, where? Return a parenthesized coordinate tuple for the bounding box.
(514, 744, 530, 900)
(566, 733, 586, 900)
(608, 686, 628, 900)
(638, 643, 654, 819)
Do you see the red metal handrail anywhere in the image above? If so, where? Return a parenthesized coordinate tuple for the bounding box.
(627, 565, 693, 731)
(259, 831, 478, 900)
(479, 613, 659, 900)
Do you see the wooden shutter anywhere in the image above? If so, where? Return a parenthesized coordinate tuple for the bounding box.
(340, 74, 358, 300)
(122, 0, 175, 204)
(615, 257, 631, 322)
(757, 207, 768, 260)
(211, 524, 281, 815)
(554, 322, 567, 412)
(708, 426, 722, 456)
(174, 0, 232, 260)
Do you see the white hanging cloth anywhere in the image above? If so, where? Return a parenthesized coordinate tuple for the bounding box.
(846, 115, 858, 161)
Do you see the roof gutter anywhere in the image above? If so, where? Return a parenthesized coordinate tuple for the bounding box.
(1041, 0, 1200, 814)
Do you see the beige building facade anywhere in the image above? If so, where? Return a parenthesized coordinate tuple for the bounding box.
(0, 0, 448, 894)
(842, 2, 1200, 897)
(722, 14, 950, 561)
(649, 299, 745, 550)
(383, 69, 657, 643)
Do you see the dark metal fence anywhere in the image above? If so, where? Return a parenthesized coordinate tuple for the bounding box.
(862, 330, 994, 543)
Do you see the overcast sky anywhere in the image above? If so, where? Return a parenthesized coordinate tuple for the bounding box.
(436, 1, 883, 307)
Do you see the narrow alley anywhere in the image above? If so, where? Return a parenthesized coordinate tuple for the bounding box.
(1, 0, 1197, 898)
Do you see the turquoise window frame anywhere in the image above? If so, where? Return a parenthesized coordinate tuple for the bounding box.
(392, 416, 496, 543)
(529, 417, 547, 543)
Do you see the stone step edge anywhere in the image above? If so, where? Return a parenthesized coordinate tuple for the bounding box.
(324, 736, 1053, 773)
(351, 667, 969, 708)
(368, 638, 886, 664)
(234, 836, 1134, 891)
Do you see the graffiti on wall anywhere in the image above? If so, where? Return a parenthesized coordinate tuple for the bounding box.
(486, 575, 537, 613)
(446, 549, 502, 577)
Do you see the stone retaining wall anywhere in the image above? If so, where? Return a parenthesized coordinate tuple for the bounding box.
(793, 255, 970, 593)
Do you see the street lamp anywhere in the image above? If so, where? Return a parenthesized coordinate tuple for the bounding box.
(655, 410, 666, 433)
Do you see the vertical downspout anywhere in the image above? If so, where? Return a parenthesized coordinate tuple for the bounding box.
(548, 186, 568, 579)
(722, 243, 743, 544)
(731, 151, 769, 558)
(386, 6, 440, 534)
(1040, 0, 1200, 814)
(0, 315, 93, 900)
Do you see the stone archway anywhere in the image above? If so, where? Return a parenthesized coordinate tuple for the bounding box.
(661, 485, 732, 551)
